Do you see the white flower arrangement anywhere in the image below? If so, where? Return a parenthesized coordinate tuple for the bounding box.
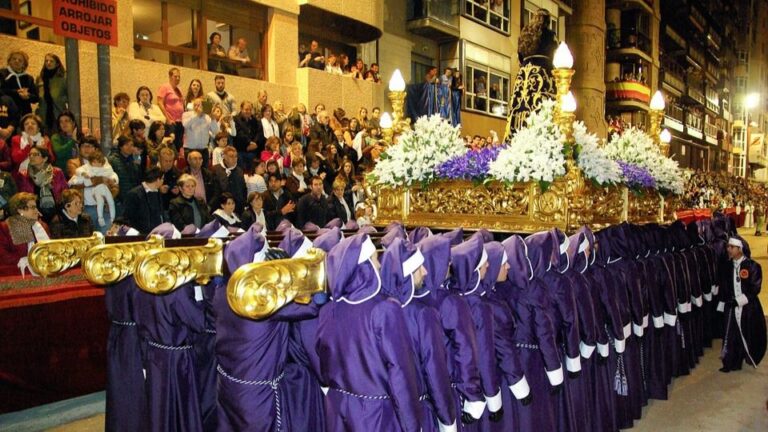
(370, 114, 466, 187)
(573, 120, 622, 186)
(603, 127, 684, 194)
(488, 99, 566, 187)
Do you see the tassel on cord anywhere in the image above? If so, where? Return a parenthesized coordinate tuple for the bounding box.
(614, 354, 628, 396)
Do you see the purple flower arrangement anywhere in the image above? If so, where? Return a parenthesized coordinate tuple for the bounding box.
(435, 145, 505, 181)
(617, 161, 656, 190)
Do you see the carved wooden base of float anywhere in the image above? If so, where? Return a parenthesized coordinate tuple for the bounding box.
(376, 175, 676, 233)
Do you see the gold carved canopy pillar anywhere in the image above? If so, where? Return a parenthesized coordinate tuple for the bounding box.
(567, 0, 607, 137)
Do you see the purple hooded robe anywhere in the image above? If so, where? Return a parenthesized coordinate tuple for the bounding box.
(381, 237, 458, 432)
(316, 234, 422, 432)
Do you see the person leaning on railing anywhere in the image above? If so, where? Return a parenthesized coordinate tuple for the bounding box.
(0, 192, 50, 276)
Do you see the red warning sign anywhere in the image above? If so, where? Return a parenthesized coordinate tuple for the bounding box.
(53, 0, 118, 46)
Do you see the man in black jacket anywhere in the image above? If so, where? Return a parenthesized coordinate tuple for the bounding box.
(295, 176, 330, 229)
(233, 100, 264, 171)
(309, 110, 338, 150)
(211, 146, 247, 213)
(183, 150, 219, 203)
(122, 167, 166, 234)
(262, 174, 295, 230)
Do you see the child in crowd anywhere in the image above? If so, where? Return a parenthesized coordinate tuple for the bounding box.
(69, 150, 119, 227)
(211, 131, 229, 168)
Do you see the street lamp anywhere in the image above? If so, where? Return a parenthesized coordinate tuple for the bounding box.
(742, 92, 760, 178)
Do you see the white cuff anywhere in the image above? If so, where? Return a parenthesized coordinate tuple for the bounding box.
(509, 376, 531, 400)
(597, 343, 610, 358)
(486, 390, 502, 412)
(711, 285, 719, 296)
(623, 323, 632, 339)
(692, 295, 703, 307)
(546, 366, 564, 386)
(716, 301, 725, 312)
(633, 322, 644, 337)
(642, 314, 649, 328)
(663, 312, 677, 326)
(565, 355, 581, 372)
(321, 386, 329, 395)
(615, 338, 626, 354)
(652, 315, 664, 328)
(678, 302, 691, 313)
(462, 399, 486, 420)
(703, 292, 713, 302)
(736, 294, 749, 307)
(438, 420, 457, 432)
(580, 341, 596, 359)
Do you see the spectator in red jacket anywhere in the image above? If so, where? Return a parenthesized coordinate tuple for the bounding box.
(0, 192, 50, 276)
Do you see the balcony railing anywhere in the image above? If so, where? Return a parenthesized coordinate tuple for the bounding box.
(688, 46, 706, 67)
(407, 0, 460, 38)
(690, 6, 706, 30)
(665, 104, 685, 123)
(686, 112, 704, 138)
(663, 70, 685, 91)
(705, 122, 719, 140)
(607, 30, 652, 56)
(665, 26, 687, 49)
(689, 87, 706, 106)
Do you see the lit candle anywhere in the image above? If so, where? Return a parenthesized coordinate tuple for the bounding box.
(650, 91, 665, 111)
(380, 112, 393, 129)
(561, 91, 577, 113)
(660, 129, 672, 143)
(388, 69, 406, 92)
(553, 42, 574, 69)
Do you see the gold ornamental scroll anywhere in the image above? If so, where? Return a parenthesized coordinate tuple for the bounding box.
(82, 236, 164, 285)
(227, 248, 326, 320)
(134, 239, 224, 295)
(28, 232, 105, 277)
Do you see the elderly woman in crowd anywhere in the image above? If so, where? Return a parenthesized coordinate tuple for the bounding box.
(128, 86, 166, 131)
(0, 192, 50, 276)
(49, 189, 93, 239)
(168, 173, 211, 230)
(10, 113, 53, 173)
(16, 146, 68, 221)
(1, 50, 39, 117)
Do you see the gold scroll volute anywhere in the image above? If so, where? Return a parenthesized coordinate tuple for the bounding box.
(28, 232, 105, 277)
(82, 235, 164, 285)
(134, 239, 224, 295)
(227, 248, 326, 320)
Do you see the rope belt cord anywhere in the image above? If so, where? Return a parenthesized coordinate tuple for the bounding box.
(515, 343, 540, 350)
(205, 329, 217, 334)
(217, 365, 286, 431)
(111, 320, 136, 326)
(147, 340, 192, 350)
(329, 387, 390, 400)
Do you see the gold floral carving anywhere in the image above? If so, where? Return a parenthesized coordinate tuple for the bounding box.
(82, 236, 164, 285)
(628, 190, 663, 224)
(227, 248, 326, 320)
(28, 232, 104, 277)
(134, 239, 224, 294)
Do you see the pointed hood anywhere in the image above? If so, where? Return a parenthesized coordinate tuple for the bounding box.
(449, 235, 487, 295)
(549, 228, 570, 273)
(313, 227, 343, 252)
(576, 225, 596, 265)
(116, 224, 140, 236)
(473, 228, 494, 243)
(408, 226, 433, 244)
(149, 222, 181, 240)
(181, 224, 199, 235)
(380, 238, 425, 307)
(224, 223, 268, 272)
(278, 228, 313, 258)
(593, 229, 612, 266)
(567, 231, 589, 273)
(276, 219, 294, 233)
(327, 234, 381, 304)
(381, 224, 407, 248)
(728, 234, 752, 259)
(303, 222, 320, 233)
(480, 241, 506, 295)
(524, 231, 554, 277)
(324, 218, 343, 229)
(197, 219, 230, 238)
(357, 225, 378, 236)
(502, 235, 533, 288)
(686, 221, 705, 246)
(417, 234, 452, 294)
(344, 219, 359, 231)
(442, 227, 465, 246)
(384, 221, 405, 233)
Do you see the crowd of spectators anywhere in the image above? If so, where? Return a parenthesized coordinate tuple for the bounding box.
(0, 50, 387, 276)
(682, 170, 767, 211)
(299, 40, 382, 83)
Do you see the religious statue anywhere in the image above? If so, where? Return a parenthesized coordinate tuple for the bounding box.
(504, 9, 558, 141)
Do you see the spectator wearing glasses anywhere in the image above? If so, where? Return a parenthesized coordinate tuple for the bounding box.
(16, 146, 68, 222)
(0, 192, 50, 276)
(49, 188, 93, 239)
(129, 86, 166, 131)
